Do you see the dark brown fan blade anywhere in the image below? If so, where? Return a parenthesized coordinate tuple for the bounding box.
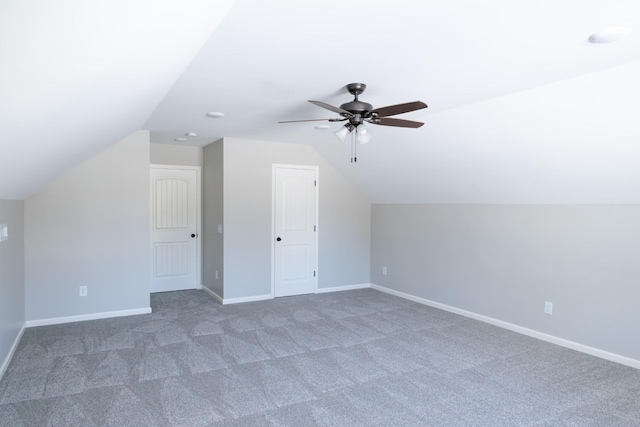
(373, 117, 424, 128)
(309, 100, 353, 116)
(370, 101, 427, 118)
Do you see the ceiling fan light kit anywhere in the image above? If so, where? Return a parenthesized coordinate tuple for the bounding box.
(280, 83, 427, 162)
(334, 124, 352, 142)
(356, 123, 371, 144)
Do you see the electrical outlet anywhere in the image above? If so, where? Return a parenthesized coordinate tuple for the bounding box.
(79, 286, 88, 297)
(382, 266, 387, 275)
(544, 301, 553, 315)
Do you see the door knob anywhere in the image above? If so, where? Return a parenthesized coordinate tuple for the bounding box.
(191, 234, 196, 238)
(276, 237, 282, 241)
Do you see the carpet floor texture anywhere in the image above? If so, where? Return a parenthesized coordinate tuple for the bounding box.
(0, 289, 639, 426)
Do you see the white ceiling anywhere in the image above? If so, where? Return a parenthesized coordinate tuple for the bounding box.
(0, 0, 234, 200)
(3, 0, 640, 203)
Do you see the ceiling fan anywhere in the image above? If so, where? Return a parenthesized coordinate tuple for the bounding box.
(279, 83, 427, 162)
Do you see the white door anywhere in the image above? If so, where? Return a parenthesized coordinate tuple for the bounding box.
(273, 166, 318, 297)
(150, 167, 198, 293)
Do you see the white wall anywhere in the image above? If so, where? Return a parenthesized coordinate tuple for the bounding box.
(203, 139, 224, 297)
(371, 204, 640, 362)
(25, 131, 151, 321)
(221, 138, 370, 300)
(0, 199, 24, 377)
(150, 143, 203, 167)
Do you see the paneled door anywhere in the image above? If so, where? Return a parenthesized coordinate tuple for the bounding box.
(273, 165, 318, 297)
(150, 166, 198, 293)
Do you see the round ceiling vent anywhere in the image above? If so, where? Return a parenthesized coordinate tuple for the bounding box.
(588, 27, 631, 43)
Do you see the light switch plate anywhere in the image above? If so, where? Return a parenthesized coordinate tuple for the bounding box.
(0, 224, 8, 242)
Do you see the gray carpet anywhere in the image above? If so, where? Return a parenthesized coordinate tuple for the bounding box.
(0, 289, 639, 426)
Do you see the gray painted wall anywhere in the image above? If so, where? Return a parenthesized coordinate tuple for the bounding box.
(203, 139, 224, 297)
(371, 204, 640, 360)
(0, 200, 25, 372)
(150, 143, 203, 167)
(222, 138, 370, 299)
(25, 131, 151, 321)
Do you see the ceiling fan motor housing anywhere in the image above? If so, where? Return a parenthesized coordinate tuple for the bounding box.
(340, 100, 373, 116)
(341, 82, 372, 117)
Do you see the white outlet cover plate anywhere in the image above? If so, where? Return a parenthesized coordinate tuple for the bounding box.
(544, 301, 553, 314)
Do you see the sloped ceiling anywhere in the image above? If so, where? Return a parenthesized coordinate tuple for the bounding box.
(0, 0, 235, 200)
(3, 0, 640, 203)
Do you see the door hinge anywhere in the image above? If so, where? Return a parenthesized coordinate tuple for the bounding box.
(314, 225, 316, 232)
(314, 180, 317, 187)
(314, 271, 316, 277)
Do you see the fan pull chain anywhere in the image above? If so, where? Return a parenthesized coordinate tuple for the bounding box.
(351, 131, 354, 163)
(350, 130, 357, 163)
(354, 127, 358, 162)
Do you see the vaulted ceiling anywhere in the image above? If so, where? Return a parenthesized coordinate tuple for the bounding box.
(0, 0, 235, 199)
(3, 0, 640, 202)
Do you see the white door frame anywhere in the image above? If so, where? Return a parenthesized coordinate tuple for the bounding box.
(271, 164, 319, 298)
(150, 164, 202, 290)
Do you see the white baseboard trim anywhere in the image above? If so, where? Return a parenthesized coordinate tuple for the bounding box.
(0, 322, 26, 381)
(222, 294, 273, 305)
(201, 286, 223, 304)
(370, 283, 640, 370)
(201, 283, 372, 304)
(199, 286, 270, 305)
(25, 307, 152, 328)
(315, 283, 371, 294)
